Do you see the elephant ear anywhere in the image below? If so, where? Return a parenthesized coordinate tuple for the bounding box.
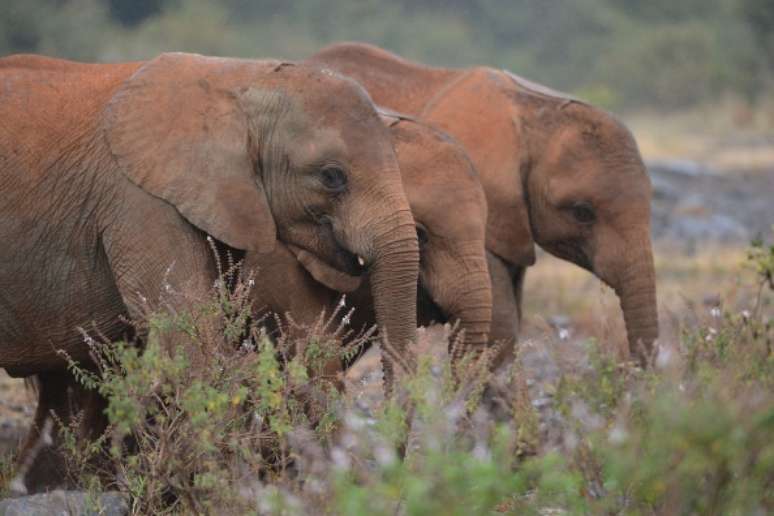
(103, 52, 277, 253)
(421, 68, 536, 266)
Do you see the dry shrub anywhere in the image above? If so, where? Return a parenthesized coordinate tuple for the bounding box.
(42, 233, 774, 515)
(59, 257, 368, 514)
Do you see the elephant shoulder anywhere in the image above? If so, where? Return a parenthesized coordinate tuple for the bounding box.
(310, 43, 457, 112)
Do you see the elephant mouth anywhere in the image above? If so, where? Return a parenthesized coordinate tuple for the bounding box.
(545, 239, 593, 271)
(286, 243, 366, 293)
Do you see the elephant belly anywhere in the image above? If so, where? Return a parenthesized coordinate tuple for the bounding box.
(0, 234, 127, 377)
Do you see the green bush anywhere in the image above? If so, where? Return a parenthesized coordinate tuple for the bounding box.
(45, 233, 773, 514)
(61, 264, 358, 514)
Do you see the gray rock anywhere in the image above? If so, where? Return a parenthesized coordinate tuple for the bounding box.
(647, 158, 718, 178)
(668, 213, 749, 244)
(0, 490, 127, 516)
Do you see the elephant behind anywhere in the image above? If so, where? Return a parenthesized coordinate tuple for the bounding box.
(310, 43, 659, 366)
(245, 110, 492, 373)
(0, 52, 419, 493)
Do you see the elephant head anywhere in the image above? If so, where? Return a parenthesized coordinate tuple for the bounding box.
(421, 68, 658, 364)
(521, 99, 657, 363)
(383, 113, 492, 364)
(103, 53, 419, 391)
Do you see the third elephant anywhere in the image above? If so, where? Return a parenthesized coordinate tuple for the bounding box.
(310, 43, 659, 366)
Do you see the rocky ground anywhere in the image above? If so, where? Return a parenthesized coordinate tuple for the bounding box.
(0, 373, 33, 459)
(648, 158, 774, 248)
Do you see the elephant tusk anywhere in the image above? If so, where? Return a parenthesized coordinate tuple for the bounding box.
(358, 256, 366, 267)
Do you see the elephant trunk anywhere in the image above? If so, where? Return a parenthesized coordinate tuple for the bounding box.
(444, 254, 493, 366)
(612, 244, 659, 366)
(367, 208, 420, 395)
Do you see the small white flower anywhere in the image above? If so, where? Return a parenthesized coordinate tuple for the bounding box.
(608, 425, 628, 445)
(472, 442, 491, 461)
(345, 412, 367, 431)
(563, 431, 579, 451)
(741, 310, 751, 320)
(331, 447, 350, 471)
(710, 307, 721, 318)
(9, 476, 27, 495)
(655, 345, 673, 369)
(558, 328, 570, 341)
(374, 444, 396, 467)
(340, 431, 358, 449)
(305, 479, 325, 495)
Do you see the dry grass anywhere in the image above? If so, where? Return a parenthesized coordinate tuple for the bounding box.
(625, 95, 774, 174)
(523, 244, 755, 343)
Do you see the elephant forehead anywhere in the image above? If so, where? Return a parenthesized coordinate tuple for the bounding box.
(282, 101, 385, 159)
(283, 116, 345, 156)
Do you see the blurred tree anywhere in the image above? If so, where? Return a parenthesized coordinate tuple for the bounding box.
(612, 0, 725, 22)
(0, 0, 768, 111)
(740, 0, 774, 66)
(107, 0, 166, 27)
(0, 3, 44, 54)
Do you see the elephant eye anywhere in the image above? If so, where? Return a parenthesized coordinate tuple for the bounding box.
(416, 224, 429, 246)
(319, 165, 348, 193)
(571, 202, 596, 224)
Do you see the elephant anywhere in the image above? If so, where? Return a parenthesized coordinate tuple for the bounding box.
(309, 43, 659, 366)
(0, 52, 419, 493)
(244, 110, 492, 373)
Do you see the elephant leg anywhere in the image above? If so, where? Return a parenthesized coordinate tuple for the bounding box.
(487, 252, 521, 368)
(103, 193, 215, 327)
(510, 265, 526, 330)
(481, 255, 533, 427)
(13, 370, 75, 494)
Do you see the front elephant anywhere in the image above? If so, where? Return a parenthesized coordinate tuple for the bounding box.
(0, 52, 418, 493)
(310, 43, 659, 366)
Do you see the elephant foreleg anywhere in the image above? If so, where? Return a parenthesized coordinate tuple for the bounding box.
(486, 252, 521, 367)
(14, 371, 75, 494)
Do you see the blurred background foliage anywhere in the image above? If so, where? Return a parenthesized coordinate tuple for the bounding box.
(0, 0, 772, 111)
